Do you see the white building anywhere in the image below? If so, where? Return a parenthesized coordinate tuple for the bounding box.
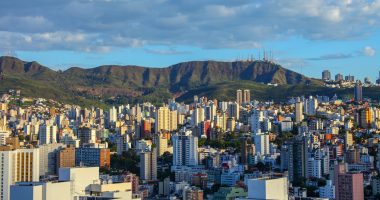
(59, 167, 100, 197)
(304, 96, 318, 116)
(11, 167, 140, 200)
(253, 133, 270, 156)
(240, 177, 288, 200)
(307, 158, 322, 178)
(10, 181, 71, 200)
(319, 180, 335, 199)
(38, 125, 57, 145)
(172, 129, 198, 167)
(109, 106, 118, 123)
(251, 110, 263, 134)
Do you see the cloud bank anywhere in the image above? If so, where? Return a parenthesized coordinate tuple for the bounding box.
(1, 0, 380, 52)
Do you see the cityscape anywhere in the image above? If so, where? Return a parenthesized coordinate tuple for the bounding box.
(0, 79, 379, 200)
(2, 0, 380, 200)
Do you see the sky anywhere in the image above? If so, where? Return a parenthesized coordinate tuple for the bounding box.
(1, 0, 380, 80)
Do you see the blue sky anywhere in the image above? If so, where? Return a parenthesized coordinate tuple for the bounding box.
(1, 0, 380, 80)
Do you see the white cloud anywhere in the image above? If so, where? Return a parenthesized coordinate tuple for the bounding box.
(0, 0, 380, 51)
(363, 46, 376, 57)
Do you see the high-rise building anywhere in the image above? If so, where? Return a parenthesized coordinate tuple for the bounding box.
(77, 127, 96, 145)
(157, 134, 169, 156)
(304, 96, 318, 116)
(335, 73, 343, 82)
(75, 147, 110, 168)
(358, 107, 373, 128)
(57, 146, 76, 170)
(376, 71, 380, 84)
(322, 70, 331, 80)
(192, 107, 205, 126)
(0, 130, 10, 145)
(345, 132, 354, 150)
(240, 137, 249, 165)
(0, 148, 40, 200)
(140, 147, 157, 181)
(243, 89, 250, 104)
(287, 136, 309, 182)
(173, 129, 198, 166)
(354, 80, 363, 102)
(295, 101, 304, 123)
(236, 90, 243, 105)
(306, 158, 322, 178)
(227, 102, 239, 120)
(109, 106, 117, 123)
(319, 180, 335, 199)
(140, 119, 152, 139)
(155, 106, 177, 133)
(253, 133, 270, 156)
(214, 113, 227, 131)
(236, 89, 250, 104)
(334, 164, 364, 200)
(39, 143, 65, 177)
(0, 112, 7, 131)
(38, 124, 57, 145)
(226, 117, 236, 131)
(345, 75, 355, 82)
(251, 109, 263, 134)
(204, 104, 216, 121)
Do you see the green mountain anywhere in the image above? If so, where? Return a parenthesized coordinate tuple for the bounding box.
(0, 56, 374, 106)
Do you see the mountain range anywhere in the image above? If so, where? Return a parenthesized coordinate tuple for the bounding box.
(0, 56, 375, 107)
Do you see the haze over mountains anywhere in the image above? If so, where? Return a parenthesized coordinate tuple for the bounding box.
(0, 56, 372, 106)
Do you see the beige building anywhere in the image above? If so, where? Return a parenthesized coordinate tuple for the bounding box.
(155, 106, 177, 133)
(0, 148, 40, 200)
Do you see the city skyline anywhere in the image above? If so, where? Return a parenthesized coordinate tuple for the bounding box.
(1, 0, 380, 80)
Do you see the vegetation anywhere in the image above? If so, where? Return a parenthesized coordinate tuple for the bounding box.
(110, 150, 140, 175)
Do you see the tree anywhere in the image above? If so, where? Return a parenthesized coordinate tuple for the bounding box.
(110, 149, 140, 174)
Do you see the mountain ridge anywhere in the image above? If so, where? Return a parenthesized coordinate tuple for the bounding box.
(0, 56, 322, 106)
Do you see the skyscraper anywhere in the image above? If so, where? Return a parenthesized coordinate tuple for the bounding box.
(173, 129, 198, 166)
(251, 109, 263, 134)
(358, 107, 372, 128)
(0, 148, 40, 200)
(322, 70, 331, 80)
(354, 80, 363, 102)
(287, 136, 309, 182)
(38, 124, 57, 145)
(295, 101, 304, 123)
(192, 107, 205, 126)
(304, 96, 318, 116)
(155, 106, 177, 133)
(227, 102, 239, 120)
(243, 89, 250, 103)
(240, 137, 249, 164)
(335, 73, 343, 82)
(140, 147, 157, 181)
(236, 90, 243, 105)
(253, 133, 270, 155)
(157, 134, 169, 156)
(57, 146, 76, 170)
(77, 127, 96, 145)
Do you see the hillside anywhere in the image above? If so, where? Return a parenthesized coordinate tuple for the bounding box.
(0, 56, 336, 106)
